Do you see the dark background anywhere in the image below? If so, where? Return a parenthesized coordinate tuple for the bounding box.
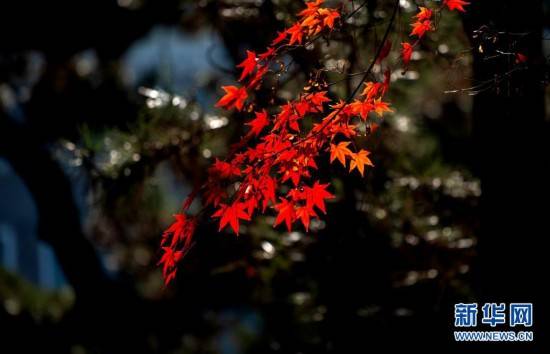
(1, 1, 548, 353)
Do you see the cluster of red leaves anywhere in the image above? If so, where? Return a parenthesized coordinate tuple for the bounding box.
(401, 0, 470, 72)
(159, 0, 470, 285)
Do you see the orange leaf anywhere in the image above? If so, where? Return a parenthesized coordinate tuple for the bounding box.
(288, 23, 304, 45)
(349, 149, 374, 176)
(319, 8, 340, 29)
(373, 98, 393, 116)
(330, 141, 352, 167)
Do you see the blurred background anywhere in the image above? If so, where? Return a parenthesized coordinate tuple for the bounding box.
(1, 1, 548, 353)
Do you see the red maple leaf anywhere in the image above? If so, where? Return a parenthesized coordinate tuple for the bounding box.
(237, 50, 257, 81)
(209, 158, 241, 179)
(259, 175, 277, 211)
(271, 30, 288, 46)
(410, 20, 432, 38)
(288, 23, 304, 45)
(213, 202, 251, 234)
(216, 85, 248, 111)
(303, 181, 334, 214)
(414, 7, 433, 22)
(350, 99, 373, 120)
(157, 247, 184, 285)
(360, 82, 383, 100)
(296, 205, 317, 231)
(246, 110, 270, 137)
(162, 214, 196, 248)
(307, 91, 331, 110)
(444, 0, 470, 12)
(401, 42, 413, 68)
(204, 183, 227, 207)
(274, 198, 296, 231)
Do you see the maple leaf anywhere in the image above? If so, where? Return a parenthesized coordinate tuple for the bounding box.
(259, 175, 277, 211)
(237, 50, 257, 81)
(301, 14, 320, 30)
(319, 8, 340, 29)
(209, 158, 241, 179)
(303, 181, 334, 214)
(296, 205, 317, 231)
(213, 202, 251, 234)
(295, 100, 311, 117)
(373, 98, 393, 116)
(273, 103, 301, 132)
(401, 42, 413, 68)
(216, 85, 248, 111)
(444, 0, 470, 12)
(330, 141, 352, 167)
(246, 110, 270, 137)
(349, 149, 374, 176)
(414, 7, 433, 22)
(410, 20, 432, 38)
(274, 198, 296, 231)
(351, 99, 373, 120)
(157, 247, 184, 285)
(360, 82, 382, 100)
(331, 122, 357, 138)
(298, 0, 324, 18)
(288, 23, 304, 45)
(307, 91, 331, 110)
(204, 183, 227, 207)
(162, 213, 196, 249)
(271, 30, 288, 46)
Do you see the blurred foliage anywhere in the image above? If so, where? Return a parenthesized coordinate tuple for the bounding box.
(0, 268, 74, 321)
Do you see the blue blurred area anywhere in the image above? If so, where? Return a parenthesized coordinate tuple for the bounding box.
(0, 158, 66, 289)
(123, 24, 233, 107)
